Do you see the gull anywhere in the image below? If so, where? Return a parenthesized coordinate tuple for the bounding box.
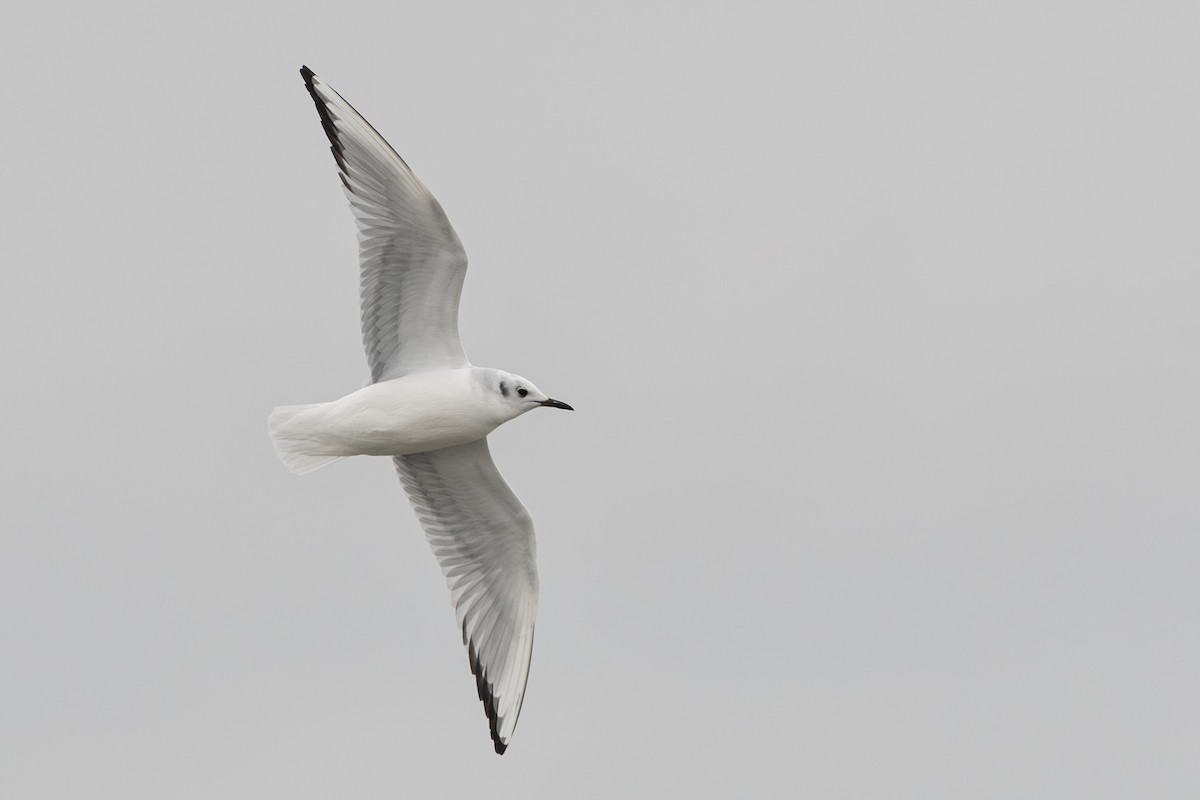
(269, 66, 573, 754)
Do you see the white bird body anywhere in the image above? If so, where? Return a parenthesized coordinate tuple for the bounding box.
(268, 66, 572, 754)
(270, 368, 542, 469)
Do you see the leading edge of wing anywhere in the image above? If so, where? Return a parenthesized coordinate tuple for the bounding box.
(299, 66, 470, 380)
(393, 439, 539, 753)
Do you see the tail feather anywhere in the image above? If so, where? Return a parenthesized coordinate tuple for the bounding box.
(268, 403, 346, 474)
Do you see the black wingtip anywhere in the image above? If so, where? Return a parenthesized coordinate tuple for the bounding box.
(297, 65, 350, 174)
(299, 65, 317, 91)
(296, 64, 417, 181)
(299, 65, 320, 100)
(468, 637, 509, 755)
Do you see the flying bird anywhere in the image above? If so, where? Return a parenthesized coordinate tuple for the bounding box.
(269, 66, 573, 754)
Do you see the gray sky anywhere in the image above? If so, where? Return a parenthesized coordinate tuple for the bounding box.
(2, 1, 1198, 797)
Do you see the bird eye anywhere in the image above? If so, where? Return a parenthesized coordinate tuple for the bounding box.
(517, 387, 528, 398)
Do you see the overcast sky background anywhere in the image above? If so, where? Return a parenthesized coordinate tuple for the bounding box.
(2, 1, 1198, 797)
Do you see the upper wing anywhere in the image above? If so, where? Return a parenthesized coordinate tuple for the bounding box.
(393, 439, 539, 754)
(301, 67, 470, 380)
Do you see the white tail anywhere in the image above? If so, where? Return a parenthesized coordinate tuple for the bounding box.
(268, 403, 347, 474)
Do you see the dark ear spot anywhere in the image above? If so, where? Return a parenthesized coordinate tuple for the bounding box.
(499, 380, 509, 397)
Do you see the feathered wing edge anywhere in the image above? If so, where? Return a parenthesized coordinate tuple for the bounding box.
(298, 66, 470, 380)
(393, 439, 539, 753)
